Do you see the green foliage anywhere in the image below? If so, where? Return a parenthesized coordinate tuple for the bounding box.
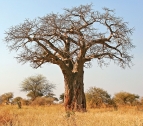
(53, 97, 59, 101)
(86, 87, 111, 108)
(59, 93, 64, 102)
(113, 91, 139, 105)
(44, 93, 58, 102)
(21, 74, 55, 100)
(27, 91, 43, 100)
(46, 93, 55, 98)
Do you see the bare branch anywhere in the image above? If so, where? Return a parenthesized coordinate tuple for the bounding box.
(5, 4, 134, 70)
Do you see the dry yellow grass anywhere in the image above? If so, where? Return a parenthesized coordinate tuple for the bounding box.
(0, 105, 143, 126)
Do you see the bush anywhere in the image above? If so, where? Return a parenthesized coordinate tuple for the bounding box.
(21, 99, 30, 105)
(31, 97, 54, 106)
(113, 91, 139, 106)
(86, 87, 111, 108)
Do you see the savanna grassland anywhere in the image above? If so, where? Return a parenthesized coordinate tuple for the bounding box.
(0, 105, 143, 126)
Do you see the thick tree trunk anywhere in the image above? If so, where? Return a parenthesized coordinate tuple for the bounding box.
(63, 69, 86, 112)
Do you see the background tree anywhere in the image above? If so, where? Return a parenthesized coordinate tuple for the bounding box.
(0, 92, 13, 104)
(13, 97, 23, 104)
(59, 93, 64, 103)
(26, 91, 43, 100)
(86, 87, 111, 108)
(113, 91, 139, 106)
(44, 93, 59, 102)
(46, 92, 55, 98)
(5, 4, 134, 111)
(21, 74, 55, 100)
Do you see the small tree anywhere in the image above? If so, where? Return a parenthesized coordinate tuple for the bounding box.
(113, 91, 139, 106)
(13, 97, 23, 108)
(86, 87, 111, 108)
(13, 97, 22, 103)
(59, 93, 64, 102)
(0, 92, 13, 104)
(21, 74, 55, 100)
(5, 4, 134, 111)
(13, 97, 22, 101)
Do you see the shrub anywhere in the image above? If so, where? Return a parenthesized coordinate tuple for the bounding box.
(113, 91, 139, 106)
(31, 97, 54, 106)
(86, 87, 111, 108)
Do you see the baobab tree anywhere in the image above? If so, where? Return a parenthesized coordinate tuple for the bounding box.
(5, 4, 134, 111)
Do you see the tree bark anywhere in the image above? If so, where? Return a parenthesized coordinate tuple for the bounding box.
(62, 69, 86, 112)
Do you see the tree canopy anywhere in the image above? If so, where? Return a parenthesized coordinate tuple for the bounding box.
(5, 4, 134, 69)
(21, 74, 55, 100)
(59, 93, 64, 102)
(0, 92, 13, 103)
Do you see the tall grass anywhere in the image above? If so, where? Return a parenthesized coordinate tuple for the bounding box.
(0, 105, 143, 126)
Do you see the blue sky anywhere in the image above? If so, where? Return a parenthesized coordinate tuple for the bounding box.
(0, 0, 143, 99)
